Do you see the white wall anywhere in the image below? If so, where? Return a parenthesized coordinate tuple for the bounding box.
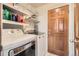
(36, 3, 75, 56)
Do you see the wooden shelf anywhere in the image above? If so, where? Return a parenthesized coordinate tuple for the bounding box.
(3, 4, 32, 16)
(3, 19, 28, 26)
(2, 4, 32, 26)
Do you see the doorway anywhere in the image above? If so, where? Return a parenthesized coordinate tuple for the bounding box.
(48, 5, 69, 56)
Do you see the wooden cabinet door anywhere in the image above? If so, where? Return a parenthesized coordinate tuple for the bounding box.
(48, 5, 68, 56)
(74, 4, 79, 56)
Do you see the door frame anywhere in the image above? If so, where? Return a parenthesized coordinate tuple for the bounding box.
(0, 3, 2, 56)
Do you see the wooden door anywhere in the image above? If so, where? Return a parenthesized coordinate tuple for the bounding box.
(74, 4, 79, 56)
(48, 5, 69, 56)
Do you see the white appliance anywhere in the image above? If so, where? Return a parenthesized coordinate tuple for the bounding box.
(35, 33, 46, 56)
(1, 29, 37, 56)
(8, 41, 35, 56)
(1, 29, 46, 56)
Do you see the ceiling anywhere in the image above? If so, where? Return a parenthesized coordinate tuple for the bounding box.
(16, 3, 48, 8)
(15, 3, 48, 14)
(29, 3, 47, 8)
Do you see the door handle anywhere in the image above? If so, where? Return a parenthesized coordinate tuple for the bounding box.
(69, 40, 75, 43)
